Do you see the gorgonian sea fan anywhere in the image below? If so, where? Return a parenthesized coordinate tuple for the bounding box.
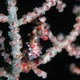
(0, 0, 80, 80)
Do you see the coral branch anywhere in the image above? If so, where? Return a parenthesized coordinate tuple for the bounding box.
(0, 0, 80, 80)
(0, 68, 7, 77)
(6, 0, 23, 79)
(18, 0, 66, 26)
(0, 14, 8, 23)
(70, 63, 80, 75)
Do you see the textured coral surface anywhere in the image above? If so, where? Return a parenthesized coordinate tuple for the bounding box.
(0, 0, 80, 80)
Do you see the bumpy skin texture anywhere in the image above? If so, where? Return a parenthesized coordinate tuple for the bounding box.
(0, 0, 80, 80)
